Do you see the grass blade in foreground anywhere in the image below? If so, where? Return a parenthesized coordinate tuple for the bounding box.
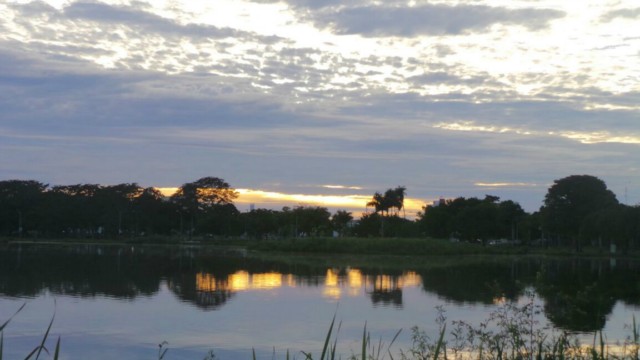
(433, 323, 446, 360)
(320, 314, 337, 360)
(53, 337, 60, 360)
(362, 322, 368, 360)
(0, 303, 26, 333)
(24, 302, 56, 360)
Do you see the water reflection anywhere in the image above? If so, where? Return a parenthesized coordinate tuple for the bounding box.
(195, 271, 292, 292)
(1, 244, 639, 332)
(418, 262, 531, 305)
(190, 267, 420, 308)
(536, 259, 620, 332)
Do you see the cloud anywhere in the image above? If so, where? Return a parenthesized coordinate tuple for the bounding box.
(309, 4, 565, 37)
(408, 71, 495, 88)
(321, 185, 363, 190)
(433, 120, 640, 146)
(1, 0, 638, 213)
(601, 8, 640, 22)
(248, 0, 354, 10)
(475, 182, 539, 188)
(14, 1, 237, 39)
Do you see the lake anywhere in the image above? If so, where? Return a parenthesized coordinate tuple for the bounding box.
(0, 243, 639, 359)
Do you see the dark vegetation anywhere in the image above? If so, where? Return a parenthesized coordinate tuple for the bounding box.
(1, 175, 639, 253)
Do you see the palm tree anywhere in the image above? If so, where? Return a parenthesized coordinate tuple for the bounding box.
(367, 192, 388, 215)
(368, 187, 407, 217)
(394, 186, 406, 218)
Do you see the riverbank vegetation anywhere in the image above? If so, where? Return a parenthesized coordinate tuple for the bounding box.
(1, 175, 639, 255)
(297, 302, 640, 360)
(4, 296, 639, 360)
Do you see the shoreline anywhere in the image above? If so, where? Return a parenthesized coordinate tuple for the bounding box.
(2, 236, 637, 260)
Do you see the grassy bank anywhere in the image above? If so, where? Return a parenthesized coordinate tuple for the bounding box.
(2, 235, 637, 259)
(247, 236, 635, 258)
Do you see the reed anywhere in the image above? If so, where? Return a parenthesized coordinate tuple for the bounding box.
(0, 303, 60, 360)
(3, 301, 640, 359)
(396, 300, 640, 360)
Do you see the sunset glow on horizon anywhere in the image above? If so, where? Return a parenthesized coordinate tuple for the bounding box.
(155, 187, 427, 218)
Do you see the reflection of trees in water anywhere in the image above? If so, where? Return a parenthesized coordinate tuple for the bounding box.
(417, 261, 533, 305)
(2, 245, 640, 332)
(363, 271, 419, 308)
(369, 288, 403, 307)
(534, 258, 640, 332)
(414, 258, 640, 333)
(0, 245, 166, 298)
(167, 274, 235, 311)
(541, 283, 614, 332)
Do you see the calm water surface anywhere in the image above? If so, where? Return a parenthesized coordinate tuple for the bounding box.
(0, 244, 639, 359)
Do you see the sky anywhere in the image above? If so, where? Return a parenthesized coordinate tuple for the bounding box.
(1, 0, 639, 216)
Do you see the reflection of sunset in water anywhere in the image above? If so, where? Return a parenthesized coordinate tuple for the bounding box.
(347, 269, 363, 288)
(196, 271, 293, 292)
(196, 269, 422, 303)
(364, 272, 422, 291)
(325, 269, 339, 287)
(196, 273, 220, 292)
(493, 296, 508, 305)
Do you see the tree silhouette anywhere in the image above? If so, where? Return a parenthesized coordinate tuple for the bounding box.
(171, 177, 238, 238)
(331, 210, 353, 237)
(388, 186, 406, 217)
(540, 175, 618, 250)
(0, 180, 47, 236)
(367, 186, 406, 217)
(418, 195, 526, 242)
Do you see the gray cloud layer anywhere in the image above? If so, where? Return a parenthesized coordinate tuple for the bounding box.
(1, 0, 638, 210)
(310, 4, 565, 36)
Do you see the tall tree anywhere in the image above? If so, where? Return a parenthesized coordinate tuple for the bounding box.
(134, 187, 175, 235)
(497, 200, 526, 241)
(170, 177, 238, 237)
(0, 180, 47, 236)
(241, 209, 280, 239)
(50, 184, 102, 236)
(367, 186, 406, 217)
(394, 186, 406, 217)
(331, 210, 353, 237)
(171, 177, 238, 212)
(96, 183, 144, 236)
(290, 206, 332, 237)
(418, 195, 528, 242)
(367, 192, 389, 215)
(540, 175, 618, 250)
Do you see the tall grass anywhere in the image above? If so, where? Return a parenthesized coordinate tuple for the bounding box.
(278, 298, 639, 360)
(396, 298, 640, 360)
(0, 303, 60, 360)
(300, 317, 401, 360)
(4, 300, 640, 360)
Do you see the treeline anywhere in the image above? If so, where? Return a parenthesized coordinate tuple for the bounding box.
(418, 195, 529, 243)
(0, 177, 351, 239)
(0, 175, 639, 251)
(419, 175, 640, 251)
